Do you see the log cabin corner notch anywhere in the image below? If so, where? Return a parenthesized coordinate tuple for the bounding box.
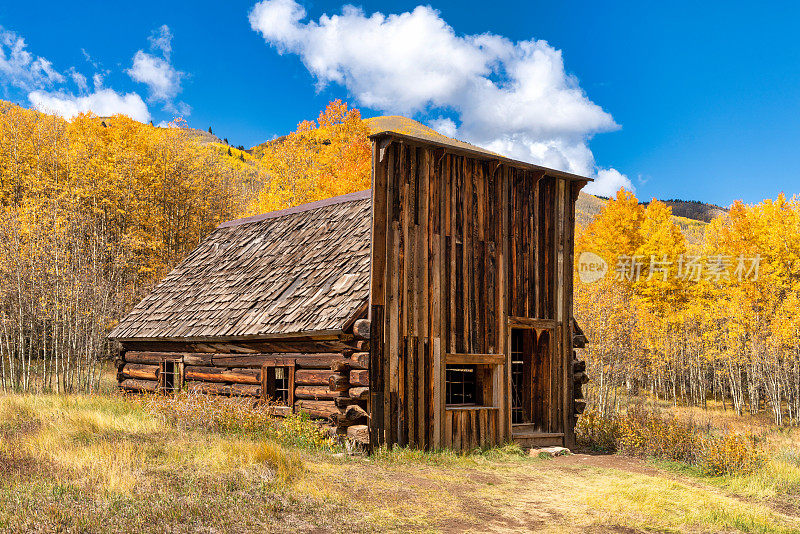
(108, 125, 591, 452)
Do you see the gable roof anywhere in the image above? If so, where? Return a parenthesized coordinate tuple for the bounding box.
(109, 190, 372, 341)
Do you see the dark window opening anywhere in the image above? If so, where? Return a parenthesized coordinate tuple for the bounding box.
(265, 366, 292, 405)
(446, 365, 477, 405)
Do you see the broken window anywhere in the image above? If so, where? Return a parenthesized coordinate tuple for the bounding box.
(445, 365, 477, 405)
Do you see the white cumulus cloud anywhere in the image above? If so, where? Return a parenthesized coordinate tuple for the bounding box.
(0, 27, 64, 90)
(29, 88, 151, 122)
(585, 168, 634, 197)
(128, 50, 182, 101)
(428, 117, 457, 138)
(249, 0, 632, 192)
(127, 25, 188, 113)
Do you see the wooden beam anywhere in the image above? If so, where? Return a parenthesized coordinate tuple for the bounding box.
(508, 317, 557, 330)
(445, 353, 505, 366)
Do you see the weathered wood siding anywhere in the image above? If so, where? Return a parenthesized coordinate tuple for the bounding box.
(369, 136, 583, 451)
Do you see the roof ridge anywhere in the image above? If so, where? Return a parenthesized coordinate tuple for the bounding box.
(218, 189, 372, 228)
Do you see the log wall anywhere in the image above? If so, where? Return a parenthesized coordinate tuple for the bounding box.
(117, 336, 372, 441)
(369, 136, 586, 451)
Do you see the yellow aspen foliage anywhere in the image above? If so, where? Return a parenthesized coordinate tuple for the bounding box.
(0, 100, 265, 391)
(250, 100, 371, 212)
(578, 189, 644, 268)
(635, 199, 687, 312)
(577, 185, 800, 424)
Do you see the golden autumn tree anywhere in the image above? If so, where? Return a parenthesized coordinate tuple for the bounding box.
(702, 194, 800, 421)
(576, 185, 800, 424)
(577, 191, 688, 410)
(251, 100, 371, 212)
(576, 189, 645, 412)
(0, 101, 266, 392)
(578, 189, 644, 270)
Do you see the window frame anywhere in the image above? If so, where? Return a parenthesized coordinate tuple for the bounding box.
(158, 359, 184, 393)
(445, 365, 479, 406)
(261, 359, 296, 407)
(443, 354, 504, 408)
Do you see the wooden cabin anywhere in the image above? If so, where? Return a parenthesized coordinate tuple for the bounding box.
(109, 127, 590, 451)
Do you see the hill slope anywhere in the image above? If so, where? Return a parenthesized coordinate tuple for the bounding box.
(657, 199, 727, 222)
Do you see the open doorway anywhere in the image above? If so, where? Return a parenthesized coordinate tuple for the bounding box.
(510, 328, 552, 431)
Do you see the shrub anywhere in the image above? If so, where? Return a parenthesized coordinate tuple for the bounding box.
(701, 433, 764, 476)
(576, 404, 764, 476)
(275, 411, 338, 451)
(133, 391, 339, 452)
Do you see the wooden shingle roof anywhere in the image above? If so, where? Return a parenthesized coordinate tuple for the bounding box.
(109, 190, 372, 340)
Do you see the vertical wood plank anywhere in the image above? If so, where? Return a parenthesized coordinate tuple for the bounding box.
(418, 147, 429, 449)
(565, 181, 581, 448)
(534, 175, 541, 318)
(403, 145, 414, 447)
(558, 178, 570, 446)
(445, 409, 452, 449)
(386, 144, 399, 448)
(455, 156, 465, 353)
(492, 163, 504, 435)
(488, 408, 497, 446)
(457, 411, 466, 452)
(479, 409, 488, 448)
(437, 150, 448, 449)
(471, 162, 482, 354)
(448, 156, 456, 354)
(485, 164, 496, 354)
(470, 410, 478, 451)
(502, 166, 512, 440)
(369, 140, 388, 449)
(464, 158, 474, 353)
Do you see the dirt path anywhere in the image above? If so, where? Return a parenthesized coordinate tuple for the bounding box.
(545, 452, 665, 476)
(326, 452, 800, 533)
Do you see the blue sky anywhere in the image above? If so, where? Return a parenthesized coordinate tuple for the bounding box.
(1, 1, 798, 205)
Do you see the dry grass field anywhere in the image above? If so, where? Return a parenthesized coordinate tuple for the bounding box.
(0, 387, 798, 533)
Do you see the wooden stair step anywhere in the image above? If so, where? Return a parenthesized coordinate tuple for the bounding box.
(512, 432, 565, 448)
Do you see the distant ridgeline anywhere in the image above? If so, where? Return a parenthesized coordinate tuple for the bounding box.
(576, 194, 727, 229)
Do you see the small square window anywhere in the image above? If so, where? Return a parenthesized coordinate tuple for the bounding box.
(445, 365, 477, 405)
